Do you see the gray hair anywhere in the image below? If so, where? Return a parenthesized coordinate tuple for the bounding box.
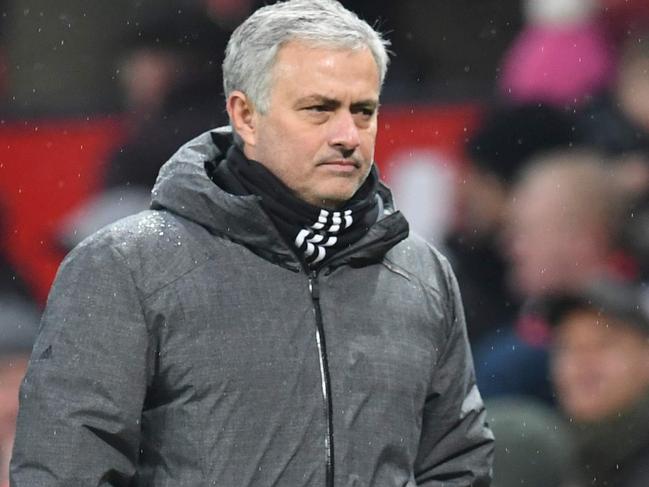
(222, 0, 390, 114)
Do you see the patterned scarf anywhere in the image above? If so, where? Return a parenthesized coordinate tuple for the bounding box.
(211, 145, 380, 268)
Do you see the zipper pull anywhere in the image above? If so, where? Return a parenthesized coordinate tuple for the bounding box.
(308, 271, 320, 300)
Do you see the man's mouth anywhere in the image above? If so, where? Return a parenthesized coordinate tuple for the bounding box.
(319, 159, 361, 169)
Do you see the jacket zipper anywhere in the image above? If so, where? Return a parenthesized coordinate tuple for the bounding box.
(308, 270, 335, 487)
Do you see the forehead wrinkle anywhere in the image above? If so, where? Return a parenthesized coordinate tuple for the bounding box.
(351, 99, 379, 108)
(295, 94, 339, 105)
(268, 43, 380, 110)
(294, 94, 379, 108)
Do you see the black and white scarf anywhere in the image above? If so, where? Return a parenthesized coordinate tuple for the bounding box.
(213, 145, 380, 268)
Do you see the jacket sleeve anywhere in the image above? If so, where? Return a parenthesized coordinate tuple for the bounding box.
(10, 239, 151, 486)
(414, 255, 494, 486)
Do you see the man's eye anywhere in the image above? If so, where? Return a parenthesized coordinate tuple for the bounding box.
(306, 105, 328, 112)
(353, 107, 375, 117)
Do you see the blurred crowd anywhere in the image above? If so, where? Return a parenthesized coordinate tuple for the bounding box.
(3, 0, 649, 486)
(447, 1, 649, 485)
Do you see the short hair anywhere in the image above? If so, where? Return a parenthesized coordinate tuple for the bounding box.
(467, 104, 575, 186)
(222, 0, 390, 114)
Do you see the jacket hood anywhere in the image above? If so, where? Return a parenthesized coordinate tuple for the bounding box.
(151, 127, 409, 271)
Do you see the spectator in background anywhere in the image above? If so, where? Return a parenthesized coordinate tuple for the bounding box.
(0, 303, 37, 487)
(105, 4, 238, 190)
(539, 279, 649, 487)
(572, 29, 649, 281)
(474, 150, 630, 403)
(576, 31, 649, 155)
(505, 151, 627, 298)
(485, 396, 574, 487)
(0, 209, 38, 487)
(59, 3, 258, 248)
(499, 0, 615, 107)
(448, 104, 574, 344)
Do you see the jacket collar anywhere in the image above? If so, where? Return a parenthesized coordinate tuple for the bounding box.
(151, 127, 408, 272)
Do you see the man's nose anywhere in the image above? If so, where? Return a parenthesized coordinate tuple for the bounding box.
(329, 111, 361, 153)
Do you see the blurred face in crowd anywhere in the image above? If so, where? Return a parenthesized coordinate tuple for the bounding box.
(551, 309, 649, 422)
(0, 355, 29, 484)
(120, 48, 183, 116)
(617, 56, 649, 131)
(505, 168, 610, 297)
(228, 41, 380, 208)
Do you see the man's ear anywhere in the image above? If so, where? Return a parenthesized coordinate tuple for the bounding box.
(226, 91, 258, 147)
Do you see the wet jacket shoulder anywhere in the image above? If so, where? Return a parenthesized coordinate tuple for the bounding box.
(11, 128, 493, 486)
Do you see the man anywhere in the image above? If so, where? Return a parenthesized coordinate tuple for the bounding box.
(539, 279, 649, 486)
(10, 1, 493, 485)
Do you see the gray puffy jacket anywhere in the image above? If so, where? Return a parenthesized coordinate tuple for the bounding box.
(11, 128, 493, 486)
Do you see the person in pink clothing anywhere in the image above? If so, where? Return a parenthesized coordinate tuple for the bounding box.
(500, 0, 616, 106)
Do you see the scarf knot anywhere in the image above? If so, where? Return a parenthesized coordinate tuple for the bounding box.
(210, 145, 380, 268)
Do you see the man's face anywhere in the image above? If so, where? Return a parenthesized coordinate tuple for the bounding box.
(244, 41, 380, 208)
(551, 309, 649, 422)
(618, 57, 649, 131)
(504, 175, 606, 297)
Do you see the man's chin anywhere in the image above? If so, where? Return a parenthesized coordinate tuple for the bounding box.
(305, 192, 353, 209)
(303, 182, 364, 208)
(311, 196, 352, 209)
